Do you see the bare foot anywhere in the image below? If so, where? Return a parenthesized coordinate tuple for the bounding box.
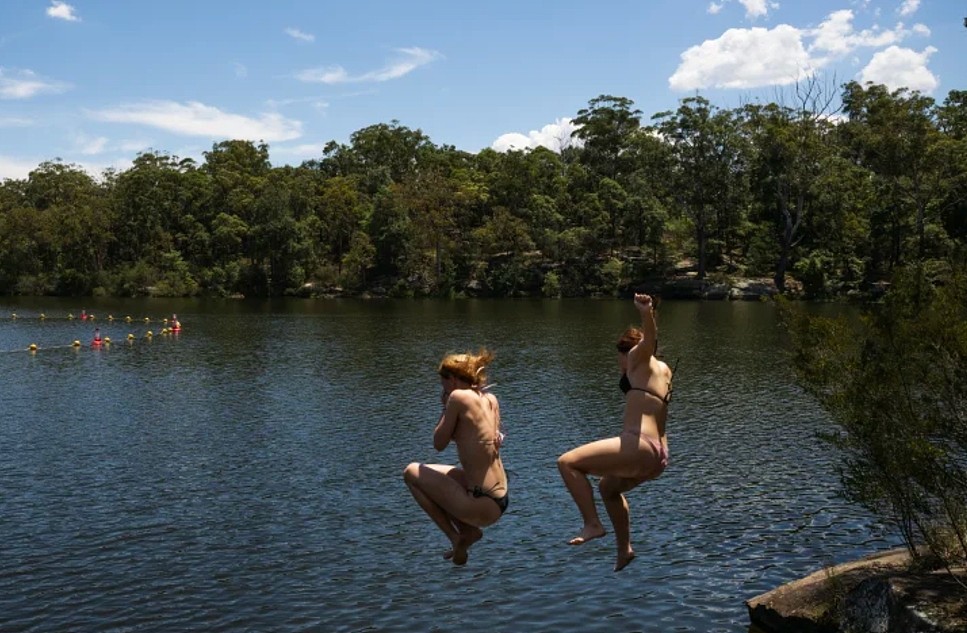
(568, 524, 606, 545)
(614, 550, 636, 572)
(443, 527, 483, 564)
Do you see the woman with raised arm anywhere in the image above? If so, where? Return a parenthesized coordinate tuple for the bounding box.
(557, 293, 673, 571)
(403, 349, 508, 566)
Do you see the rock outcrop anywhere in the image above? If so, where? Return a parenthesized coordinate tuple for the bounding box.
(746, 548, 967, 633)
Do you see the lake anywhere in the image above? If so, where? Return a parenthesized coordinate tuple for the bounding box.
(0, 297, 897, 632)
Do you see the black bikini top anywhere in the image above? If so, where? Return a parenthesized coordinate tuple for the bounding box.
(619, 373, 671, 404)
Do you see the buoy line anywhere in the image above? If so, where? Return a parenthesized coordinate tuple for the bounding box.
(0, 312, 185, 354)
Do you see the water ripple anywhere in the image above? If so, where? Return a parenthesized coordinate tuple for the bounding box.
(0, 299, 898, 632)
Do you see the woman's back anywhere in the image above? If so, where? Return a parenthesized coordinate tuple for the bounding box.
(450, 389, 506, 490)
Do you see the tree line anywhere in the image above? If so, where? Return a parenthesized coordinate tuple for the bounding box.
(1, 79, 964, 299)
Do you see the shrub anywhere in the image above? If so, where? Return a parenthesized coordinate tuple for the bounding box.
(782, 263, 967, 576)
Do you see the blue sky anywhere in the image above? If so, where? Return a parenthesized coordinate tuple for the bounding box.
(0, 0, 962, 180)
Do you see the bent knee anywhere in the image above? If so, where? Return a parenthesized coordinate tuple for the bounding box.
(402, 462, 422, 483)
(557, 453, 575, 472)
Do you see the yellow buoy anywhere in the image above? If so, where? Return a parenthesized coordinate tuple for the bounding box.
(39, 313, 46, 320)
(104, 337, 111, 344)
(146, 330, 153, 338)
(89, 314, 96, 320)
(125, 316, 132, 323)
(68, 313, 75, 320)
(127, 333, 135, 340)
(72, 340, 81, 347)
(10, 313, 17, 319)
(28, 343, 38, 351)
(144, 317, 150, 323)
(108, 315, 114, 321)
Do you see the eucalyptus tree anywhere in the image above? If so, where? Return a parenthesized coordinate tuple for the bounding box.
(22, 161, 112, 294)
(110, 152, 193, 268)
(477, 146, 566, 255)
(571, 94, 642, 181)
(840, 82, 946, 266)
(316, 121, 436, 194)
(571, 95, 643, 254)
(934, 91, 967, 249)
(742, 78, 839, 292)
(621, 129, 674, 266)
(937, 89, 967, 140)
(652, 97, 746, 279)
(244, 169, 316, 295)
(391, 169, 461, 292)
(0, 178, 46, 293)
(202, 140, 272, 291)
(314, 175, 370, 279)
(203, 140, 271, 228)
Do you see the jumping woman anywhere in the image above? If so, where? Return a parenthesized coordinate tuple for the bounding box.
(558, 294, 672, 571)
(403, 349, 508, 566)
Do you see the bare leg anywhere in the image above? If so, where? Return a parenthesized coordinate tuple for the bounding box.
(402, 463, 495, 565)
(404, 463, 460, 547)
(557, 452, 606, 545)
(443, 517, 483, 561)
(600, 475, 639, 571)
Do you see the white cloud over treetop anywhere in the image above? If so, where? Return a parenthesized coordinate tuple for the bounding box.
(860, 45, 938, 92)
(295, 47, 440, 84)
(89, 101, 303, 142)
(491, 118, 583, 153)
(0, 155, 41, 181)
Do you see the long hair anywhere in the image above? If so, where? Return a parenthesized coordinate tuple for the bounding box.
(438, 348, 495, 387)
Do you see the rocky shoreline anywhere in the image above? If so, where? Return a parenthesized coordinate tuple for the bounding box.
(746, 548, 966, 632)
(306, 275, 790, 300)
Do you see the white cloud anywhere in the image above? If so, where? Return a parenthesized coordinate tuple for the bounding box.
(859, 45, 938, 92)
(296, 47, 440, 84)
(738, 0, 773, 19)
(669, 25, 811, 90)
(808, 10, 911, 62)
(898, 0, 920, 17)
(89, 101, 303, 142)
(285, 28, 315, 43)
(0, 68, 71, 99)
(0, 155, 39, 181)
(670, 8, 929, 91)
(0, 116, 33, 127)
(491, 117, 583, 153)
(118, 139, 153, 152)
(46, 1, 80, 22)
(708, 0, 778, 19)
(234, 63, 248, 78)
(75, 134, 109, 155)
(271, 143, 328, 162)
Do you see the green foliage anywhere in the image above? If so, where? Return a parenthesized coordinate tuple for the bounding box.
(0, 85, 964, 299)
(783, 263, 967, 572)
(541, 270, 561, 298)
(794, 249, 835, 299)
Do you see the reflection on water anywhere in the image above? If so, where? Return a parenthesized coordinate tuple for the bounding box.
(0, 298, 896, 632)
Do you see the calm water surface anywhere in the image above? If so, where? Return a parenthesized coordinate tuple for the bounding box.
(0, 298, 896, 632)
